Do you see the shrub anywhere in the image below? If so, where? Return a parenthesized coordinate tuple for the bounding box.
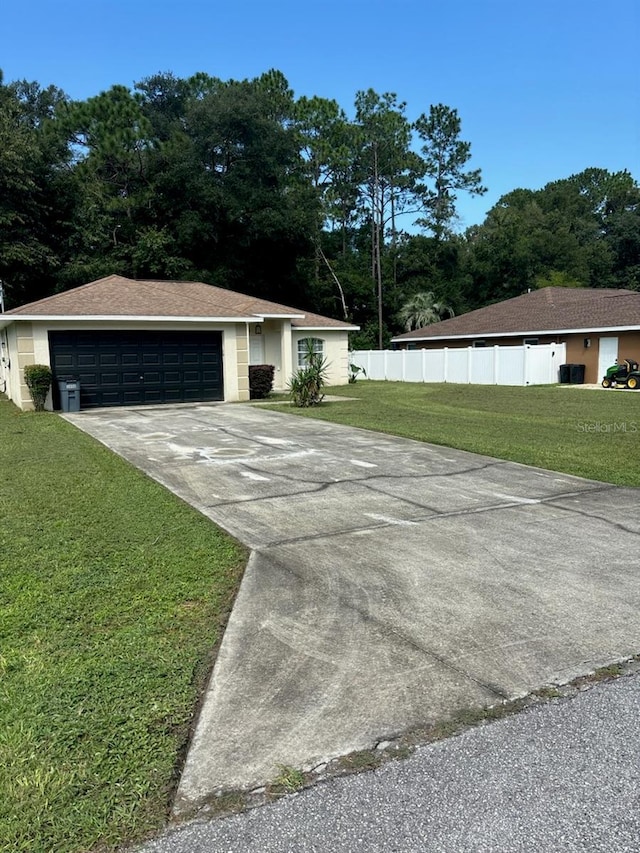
(288, 342, 329, 407)
(348, 362, 367, 383)
(24, 364, 52, 411)
(249, 364, 275, 399)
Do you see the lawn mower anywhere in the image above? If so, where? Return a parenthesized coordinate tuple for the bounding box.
(601, 358, 640, 389)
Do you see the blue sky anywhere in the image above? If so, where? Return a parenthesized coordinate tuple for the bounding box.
(3, 0, 638, 230)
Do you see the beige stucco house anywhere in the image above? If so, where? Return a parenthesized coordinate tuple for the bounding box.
(0, 275, 358, 410)
(392, 287, 640, 384)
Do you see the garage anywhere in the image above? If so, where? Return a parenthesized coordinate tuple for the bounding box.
(49, 330, 224, 409)
(1, 275, 357, 411)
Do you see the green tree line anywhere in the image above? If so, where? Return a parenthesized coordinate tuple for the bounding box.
(1, 68, 638, 345)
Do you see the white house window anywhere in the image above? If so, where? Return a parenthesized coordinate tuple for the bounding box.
(297, 337, 324, 367)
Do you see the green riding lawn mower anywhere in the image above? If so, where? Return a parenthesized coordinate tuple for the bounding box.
(601, 358, 640, 389)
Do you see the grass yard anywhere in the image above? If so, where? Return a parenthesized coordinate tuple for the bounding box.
(0, 397, 247, 853)
(269, 382, 640, 487)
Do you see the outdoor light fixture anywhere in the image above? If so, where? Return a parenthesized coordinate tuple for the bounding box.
(584, 338, 591, 348)
(254, 324, 262, 335)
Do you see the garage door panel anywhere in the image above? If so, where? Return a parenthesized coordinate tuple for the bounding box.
(55, 354, 74, 369)
(96, 372, 119, 385)
(77, 353, 99, 367)
(99, 391, 121, 406)
(122, 372, 142, 385)
(49, 330, 224, 409)
(163, 389, 182, 402)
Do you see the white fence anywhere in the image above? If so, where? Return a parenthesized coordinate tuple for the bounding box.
(351, 343, 567, 386)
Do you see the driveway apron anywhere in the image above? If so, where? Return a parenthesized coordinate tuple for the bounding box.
(63, 403, 640, 814)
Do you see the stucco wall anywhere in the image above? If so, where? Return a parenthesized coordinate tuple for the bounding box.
(291, 330, 350, 387)
(4, 320, 353, 410)
(5, 322, 37, 410)
(6, 321, 246, 410)
(397, 334, 563, 351)
(563, 332, 640, 382)
(234, 323, 249, 402)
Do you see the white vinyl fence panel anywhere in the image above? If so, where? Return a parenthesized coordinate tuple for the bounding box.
(350, 344, 566, 387)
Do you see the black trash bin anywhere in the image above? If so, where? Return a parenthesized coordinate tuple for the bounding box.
(559, 364, 571, 384)
(58, 379, 81, 412)
(570, 364, 585, 384)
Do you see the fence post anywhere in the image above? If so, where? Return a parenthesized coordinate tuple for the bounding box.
(402, 348, 406, 381)
(443, 347, 448, 382)
(422, 348, 427, 383)
(493, 346, 499, 384)
(467, 346, 472, 384)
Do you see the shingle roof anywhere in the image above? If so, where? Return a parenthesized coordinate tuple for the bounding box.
(392, 287, 640, 341)
(4, 275, 357, 329)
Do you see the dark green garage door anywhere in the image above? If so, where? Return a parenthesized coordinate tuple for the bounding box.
(49, 330, 224, 409)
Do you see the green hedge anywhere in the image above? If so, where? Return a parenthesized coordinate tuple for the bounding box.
(249, 364, 275, 399)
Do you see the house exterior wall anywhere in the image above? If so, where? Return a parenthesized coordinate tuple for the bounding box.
(291, 330, 350, 387)
(262, 319, 288, 391)
(4, 319, 353, 410)
(396, 331, 640, 384)
(566, 331, 640, 382)
(6, 320, 246, 410)
(397, 334, 563, 351)
(6, 322, 37, 410)
(233, 323, 249, 402)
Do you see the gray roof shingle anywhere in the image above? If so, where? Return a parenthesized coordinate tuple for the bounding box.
(392, 287, 640, 341)
(5, 275, 356, 330)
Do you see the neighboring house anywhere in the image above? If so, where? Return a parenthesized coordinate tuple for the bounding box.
(0, 275, 358, 411)
(392, 287, 640, 384)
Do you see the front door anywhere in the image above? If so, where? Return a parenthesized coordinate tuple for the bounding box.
(598, 337, 619, 381)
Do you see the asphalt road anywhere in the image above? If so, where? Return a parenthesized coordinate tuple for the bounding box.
(136, 671, 640, 853)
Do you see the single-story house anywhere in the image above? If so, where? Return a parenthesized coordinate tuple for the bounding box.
(392, 287, 640, 384)
(0, 275, 358, 410)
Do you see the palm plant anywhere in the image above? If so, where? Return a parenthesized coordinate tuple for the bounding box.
(397, 291, 455, 331)
(288, 339, 329, 407)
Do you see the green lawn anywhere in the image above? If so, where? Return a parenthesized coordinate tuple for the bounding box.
(268, 382, 640, 486)
(0, 397, 247, 853)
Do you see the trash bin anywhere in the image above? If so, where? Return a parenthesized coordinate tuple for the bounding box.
(570, 364, 585, 384)
(58, 379, 80, 412)
(559, 364, 571, 384)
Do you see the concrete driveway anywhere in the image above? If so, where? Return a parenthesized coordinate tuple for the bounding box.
(64, 403, 640, 814)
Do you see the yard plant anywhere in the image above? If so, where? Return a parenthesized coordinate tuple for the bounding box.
(0, 397, 246, 853)
(23, 364, 52, 411)
(288, 339, 329, 407)
(249, 363, 275, 399)
(272, 381, 640, 487)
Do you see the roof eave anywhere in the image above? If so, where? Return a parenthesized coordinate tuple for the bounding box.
(0, 314, 260, 325)
(256, 313, 306, 319)
(391, 324, 640, 342)
(294, 325, 360, 332)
